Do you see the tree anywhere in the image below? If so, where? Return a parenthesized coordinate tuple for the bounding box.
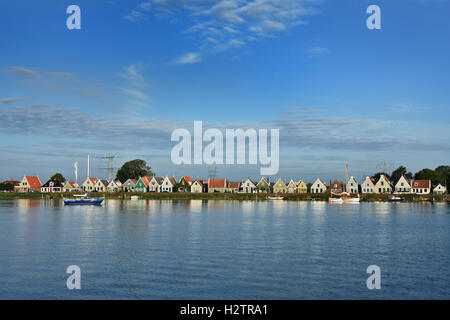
(371, 172, 391, 182)
(435, 165, 450, 190)
(50, 173, 66, 182)
(414, 168, 442, 187)
(0, 182, 14, 191)
(390, 166, 412, 183)
(116, 159, 153, 183)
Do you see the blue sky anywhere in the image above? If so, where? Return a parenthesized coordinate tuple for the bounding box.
(1, 0, 449, 183)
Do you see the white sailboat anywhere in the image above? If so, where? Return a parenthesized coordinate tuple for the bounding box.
(329, 163, 360, 203)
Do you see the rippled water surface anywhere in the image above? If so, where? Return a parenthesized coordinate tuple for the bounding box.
(0, 199, 449, 299)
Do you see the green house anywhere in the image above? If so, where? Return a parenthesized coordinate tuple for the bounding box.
(257, 177, 270, 193)
(135, 177, 150, 192)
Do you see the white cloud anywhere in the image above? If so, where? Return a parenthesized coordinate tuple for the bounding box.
(171, 52, 202, 65)
(307, 46, 329, 57)
(125, 0, 323, 58)
(0, 97, 26, 105)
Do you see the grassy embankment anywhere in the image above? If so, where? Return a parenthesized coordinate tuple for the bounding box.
(0, 192, 448, 202)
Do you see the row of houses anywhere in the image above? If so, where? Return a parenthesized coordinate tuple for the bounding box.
(15, 175, 448, 195)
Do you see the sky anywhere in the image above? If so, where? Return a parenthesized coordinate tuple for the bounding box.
(0, 0, 449, 183)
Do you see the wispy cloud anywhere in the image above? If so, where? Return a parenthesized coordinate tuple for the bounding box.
(126, 0, 323, 59)
(171, 52, 202, 65)
(0, 97, 26, 105)
(307, 46, 329, 57)
(117, 63, 151, 109)
(9, 66, 38, 77)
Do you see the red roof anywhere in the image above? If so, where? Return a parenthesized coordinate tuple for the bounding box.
(209, 179, 226, 188)
(194, 179, 204, 187)
(229, 182, 240, 188)
(411, 180, 430, 189)
(25, 176, 41, 188)
(182, 176, 192, 185)
(89, 178, 98, 184)
(68, 182, 78, 188)
(140, 177, 150, 186)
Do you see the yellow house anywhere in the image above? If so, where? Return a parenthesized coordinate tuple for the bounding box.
(374, 175, 392, 194)
(297, 180, 308, 193)
(273, 178, 287, 193)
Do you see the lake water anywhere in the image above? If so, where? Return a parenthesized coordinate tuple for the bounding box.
(0, 199, 449, 300)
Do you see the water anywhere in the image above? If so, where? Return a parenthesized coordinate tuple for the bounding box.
(0, 199, 449, 299)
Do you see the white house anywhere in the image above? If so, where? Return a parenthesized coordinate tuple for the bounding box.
(63, 181, 80, 193)
(107, 180, 122, 192)
(82, 177, 98, 192)
(433, 184, 447, 195)
(374, 175, 392, 194)
(94, 179, 109, 192)
(122, 179, 137, 192)
(311, 178, 327, 193)
(411, 180, 431, 194)
(241, 178, 257, 193)
(361, 176, 375, 193)
(191, 180, 204, 193)
(161, 176, 176, 192)
(394, 175, 411, 194)
(41, 180, 64, 193)
(149, 177, 164, 192)
(344, 176, 359, 194)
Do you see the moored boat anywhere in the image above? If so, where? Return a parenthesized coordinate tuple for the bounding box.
(388, 196, 404, 202)
(328, 163, 360, 204)
(267, 196, 284, 200)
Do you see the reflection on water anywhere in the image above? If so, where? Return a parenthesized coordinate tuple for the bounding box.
(0, 199, 449, 300)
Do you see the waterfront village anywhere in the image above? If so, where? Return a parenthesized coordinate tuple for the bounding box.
(1, 174, 447, 197)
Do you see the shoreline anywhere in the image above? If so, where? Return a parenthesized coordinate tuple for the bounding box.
(0, 192, 448, 202)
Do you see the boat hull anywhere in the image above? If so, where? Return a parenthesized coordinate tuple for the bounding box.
(64, 199, 104, 205)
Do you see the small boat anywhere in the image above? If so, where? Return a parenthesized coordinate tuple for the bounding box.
(388, 196, 404, 202)
(267, 196, 284, 200)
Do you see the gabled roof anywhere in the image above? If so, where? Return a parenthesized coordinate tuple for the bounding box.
(138, 176, 151, 186)
(165, 177, 177, 186)
(67, 181, 79, 188)
(411, 180, 431, 189)
(228, 182, 240, 188)
(150, 177, 164, 184)
(42, 179, 63, 188)
(287, 179, 297, 187)
(209, 179, 226, 188)
(313, 178, 327, 186)
(97, 179, 109, 187)
(193, 179, 204, 187)
(124, 178, 137, 185)
(180, 176, 192, 185)
(87, 177, 98, 184)
(257, 177, 269, 186)
(376, 175, 390, 185)
(25, 176, 42, 188)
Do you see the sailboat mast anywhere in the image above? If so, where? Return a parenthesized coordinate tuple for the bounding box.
(87, 154, 90, 179)
(346, 161, 349, 192)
